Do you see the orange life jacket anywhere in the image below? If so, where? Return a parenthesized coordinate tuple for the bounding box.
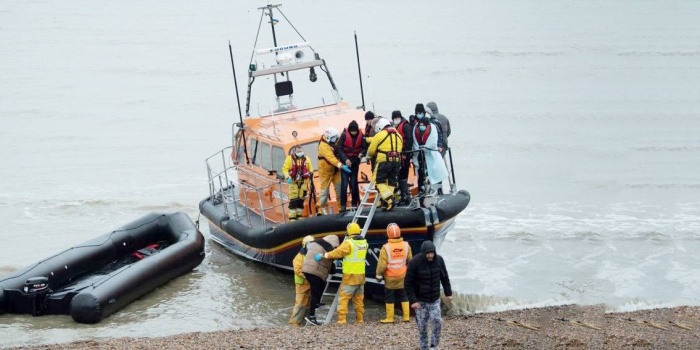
(384, 241, 409, 277)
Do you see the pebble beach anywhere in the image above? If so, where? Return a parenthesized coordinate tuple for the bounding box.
(10, 305, 700, 349)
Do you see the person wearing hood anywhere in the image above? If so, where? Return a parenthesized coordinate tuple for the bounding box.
(367, 117, 403, 210)
(282, 145, 314, 221)
(337, 120, 364, 211)
(404, 240, 452, 350)
(413, 105, 449, 195)
(425, 102, 451, 154)
(302, 234, 340, 325)
(376, 223, 413, 323)
(363, 111, 376, 138)
(392, 110, 413, 205)
(417, 103, 444, 152)
(315, 222, 368, 325)
(289, 235, 315, 326)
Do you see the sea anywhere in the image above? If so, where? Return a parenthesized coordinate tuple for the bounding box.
(1, 0, 699, 347)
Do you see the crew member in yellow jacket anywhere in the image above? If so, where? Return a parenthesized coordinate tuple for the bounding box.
(288, 235, 315, 326)
(366, 118, 403, 210)
(317, 127, 351, 215)
(282, 145, 314, 221)
(314, 223, 367, 324)
(376, 223, 413, 323)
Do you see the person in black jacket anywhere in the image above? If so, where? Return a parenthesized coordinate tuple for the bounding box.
(404, 241, 452, 350)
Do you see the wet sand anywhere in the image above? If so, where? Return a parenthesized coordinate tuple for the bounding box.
(10, 305, 700, 349)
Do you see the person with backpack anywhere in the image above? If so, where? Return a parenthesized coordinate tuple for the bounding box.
(302, 234, 340, 325)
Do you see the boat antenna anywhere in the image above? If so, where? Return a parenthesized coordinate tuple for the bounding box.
(354, 31, 366, 111)
(229, 40, 250, 165)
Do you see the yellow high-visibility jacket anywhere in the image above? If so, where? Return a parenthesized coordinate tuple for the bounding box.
(367, 128, 403, 164)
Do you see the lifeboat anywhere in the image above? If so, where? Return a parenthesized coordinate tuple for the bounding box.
(199, 4, 470, 299)
(0, 212, 205, 323)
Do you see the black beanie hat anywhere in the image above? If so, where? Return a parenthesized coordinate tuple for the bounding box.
(415, 103, 426, 114)
(364, 111, 375, 120)
(348, 120, 359, 132)
(391, 110, 402, 119)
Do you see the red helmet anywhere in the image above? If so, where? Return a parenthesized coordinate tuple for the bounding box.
(386, 223, 401, 239)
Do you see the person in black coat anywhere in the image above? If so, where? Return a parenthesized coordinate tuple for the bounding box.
(404, 241, 452, 350)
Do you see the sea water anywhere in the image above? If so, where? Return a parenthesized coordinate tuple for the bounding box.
(1, 0, 699, 347)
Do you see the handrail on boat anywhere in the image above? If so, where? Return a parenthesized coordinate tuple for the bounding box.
(205, 146, 290, 228)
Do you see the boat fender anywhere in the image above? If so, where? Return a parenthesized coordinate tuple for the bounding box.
(421, 208, 433, 227)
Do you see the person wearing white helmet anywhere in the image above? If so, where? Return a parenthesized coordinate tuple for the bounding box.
(367, 117, 403, 210)
(288, 235, 315, 326)
(316, 127, 351, 215)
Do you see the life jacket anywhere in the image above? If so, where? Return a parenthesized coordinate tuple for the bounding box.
(342, 237, 368, 274)
(414, 123, 431, 146)
(377, 128, 401, 161)
(289, 154, 308, 179)
(364, 122, 373, 137)
(342, 129, 363, 157)
(396, 120, 407, 140)
(384, 241, 409, 277)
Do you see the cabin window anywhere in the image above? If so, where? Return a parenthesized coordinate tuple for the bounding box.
(234, 130, 246, 163)
(249, 138, 259, 165)
(300, 141, 319, 170)
(272, 146, 285, 173)
(260, 142, 272, 170)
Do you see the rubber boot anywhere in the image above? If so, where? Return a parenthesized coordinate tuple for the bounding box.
(401, 301, 411, 322)
(379, 303, 395, 323)
(337, 313, 346, 325)
(356, 312, 363, 324)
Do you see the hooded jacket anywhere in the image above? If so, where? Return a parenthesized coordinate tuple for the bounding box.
(426, 102, 451, 148)
(302, 235, 340, 280)
(404, 241, 452, 304)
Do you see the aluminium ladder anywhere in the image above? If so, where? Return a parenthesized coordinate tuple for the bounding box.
(314, 181, 379, 325)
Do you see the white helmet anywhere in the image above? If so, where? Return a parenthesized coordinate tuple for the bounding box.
(374, 117, 391, 133)
(323, 127, 339, 143)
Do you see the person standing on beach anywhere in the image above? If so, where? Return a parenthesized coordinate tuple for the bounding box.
(315, 222, 368, 324)
(302, 234, 340, 325)
(404, 241, 452, 350)
(376, 223, 412, 323)
(289, 235, 315, 326)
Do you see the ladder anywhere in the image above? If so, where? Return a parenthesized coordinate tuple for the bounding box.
(313, 181, 379, 325)
(353, 180, 379, 238)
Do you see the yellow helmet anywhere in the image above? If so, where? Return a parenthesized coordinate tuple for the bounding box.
(346, 222, 362, 236)
(302, 235, 314, 247)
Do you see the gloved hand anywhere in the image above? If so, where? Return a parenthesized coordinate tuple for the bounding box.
(376, 275, 383, 281)
(360, 157, 367, 164)
(314, 253, 323, 262)
(303, 172, 312, 179)
(341, 165, 351, 173)
(286, 177, 292, 184)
